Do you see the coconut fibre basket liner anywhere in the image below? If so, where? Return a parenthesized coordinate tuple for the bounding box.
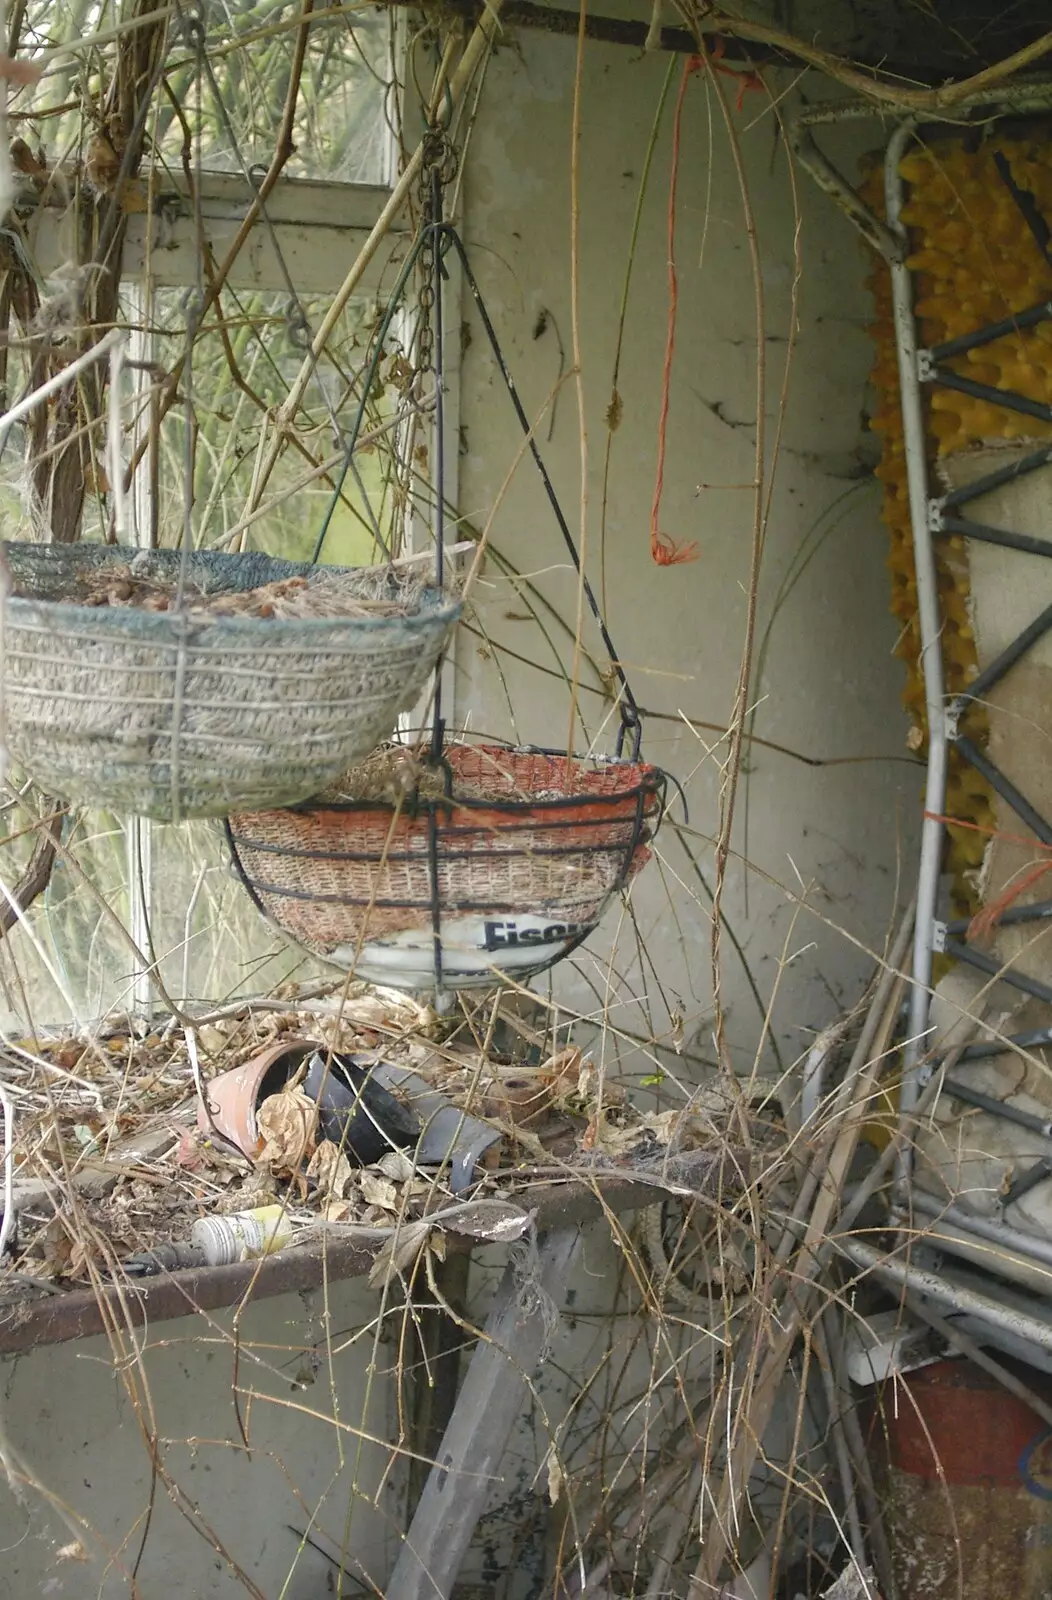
(0, 543, 461, 821)
(225, 745, 666, 990)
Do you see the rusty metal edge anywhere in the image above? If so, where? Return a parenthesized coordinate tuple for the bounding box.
(0, 1170, 701, 1357)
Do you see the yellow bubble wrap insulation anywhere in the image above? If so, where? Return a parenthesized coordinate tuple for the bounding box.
(864, 135, 1052, 913)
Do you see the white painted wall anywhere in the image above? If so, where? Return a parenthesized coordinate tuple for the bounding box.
(0, 34, 915, 1600)
(454, 35, 916, 1076)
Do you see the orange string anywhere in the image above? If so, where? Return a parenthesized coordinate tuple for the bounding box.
(923, 811, 1052, 852)
(923, 810, 1052, 942)
(968, 860, 1052, 945)
(649, 56, 701, 568)
(649, 49, 763, 568)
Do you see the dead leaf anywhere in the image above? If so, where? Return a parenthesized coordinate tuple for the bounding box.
(588, 1108, 686, 1158)
(442, 1202, 534, 1243)
(822, 1566, 881, 1600)
(377, 1149, 416, 1182)
(576, 1060, 600, 1104)
(545, 1046, 583, 1085)
(256, 1086, 318, 1177)
(322, 1198, 356, 1223)
(306, 1139, 354, 1199)
(367, 1219, 431, 1287)
(341, 988, 430, 1032)
(360, 1170, 399, 1211)
(67, 1234, 95, 1280)
(175, 1129, 204, 1170)
(55, 1542, 88, 1564)
(546, 1447, 563, 1504)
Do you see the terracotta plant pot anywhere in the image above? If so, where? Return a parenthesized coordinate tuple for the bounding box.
(197, 1038, 312, 1157)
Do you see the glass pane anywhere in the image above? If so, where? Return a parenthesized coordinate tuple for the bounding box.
(14, 0, 392, 187)
(144, 285, 402, 566)
(0, 274, 423, 1024)
(0, 791, 134, 1033)
(0, 7, 423, 1026)
(145, 819, 328, 1009)
(165, 2, 393, 185)
(0, 803, 332, 1033)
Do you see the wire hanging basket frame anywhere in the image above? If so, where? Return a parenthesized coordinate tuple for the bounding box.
(225, 151, 676, 995)
(0, 544, 461, 822)
(225, 742, 667, 992)
(0, 117, 463, 826)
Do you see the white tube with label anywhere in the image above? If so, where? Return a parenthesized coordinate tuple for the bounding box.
(191, 1204, 295, 1266)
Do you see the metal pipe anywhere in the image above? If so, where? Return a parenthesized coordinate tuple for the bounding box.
(953, 598, 1052, 706)
(942, 936, 1052, 1006)
(930, 365, 1052, 423)
(900, 1286, 1052, 1429)
(929, 299, 1052, 362)
(776, 905, 915, 1268)
(787, 119, 901, 260)
(800, 1020, 849, 1131)
(893, 1208, 1052, 1298)
(885, 122, 946, 1163)
(786, 82, 1052, 262)
(944, 897, 1052, 935)
(826, 1310, 898, 1600)
(939, 1076, 1052, 1141)
(1003, 1156, 1052, 1211)
(960, 1025, 1052, 1062)
(907, 1188, 1052, 1272)
(939, 514, 1052, 561)
(838, 1236, 1052, 1356)
(0, 327, 123, 453)
(948, 743, 1052, 847)
(941, 443, 1052, 509)
(814, 1317, 873, 1590)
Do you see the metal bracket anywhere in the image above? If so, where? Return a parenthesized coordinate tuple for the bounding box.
(927, 497, 945, 534)
(916, 348, 937, 383)
(932, 920, 947, 954)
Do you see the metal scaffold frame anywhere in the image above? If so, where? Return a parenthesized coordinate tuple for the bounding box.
(790, 82, 1052, 1343)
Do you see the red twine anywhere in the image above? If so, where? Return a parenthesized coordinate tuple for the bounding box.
(649, 47, 763, 568)
(923, 810, 1052, 943)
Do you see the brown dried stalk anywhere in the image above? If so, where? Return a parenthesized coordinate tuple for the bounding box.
(688, 905, 914, 1591)
(679, 2, 1052, 113)
(0, 801, 64, 940)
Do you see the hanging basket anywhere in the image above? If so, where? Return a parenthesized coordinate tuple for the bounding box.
(0, 543, 461, 822)
(225, 743, 666, 992)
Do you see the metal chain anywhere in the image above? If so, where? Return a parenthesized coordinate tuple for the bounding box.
(415, 130, 458, 384)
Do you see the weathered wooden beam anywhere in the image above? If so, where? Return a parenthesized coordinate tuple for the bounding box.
(386, 1226, 583, 1600)
(0, 1151, 737, 1355)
